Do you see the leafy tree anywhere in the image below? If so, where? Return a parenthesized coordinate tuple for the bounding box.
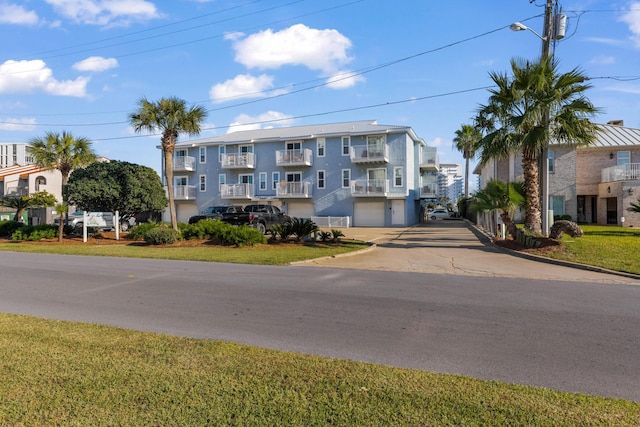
(66, 161, 168, 221)
(470, 179, 525, 240)
(453, 124, 481, 198)
(27, 131, 97, 192)
(1, 191, 58, 223)
(129, 97, 207, 230)
(475, 57, 599, 235)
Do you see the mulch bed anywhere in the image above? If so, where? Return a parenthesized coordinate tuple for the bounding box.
(492, 236, 564, 256)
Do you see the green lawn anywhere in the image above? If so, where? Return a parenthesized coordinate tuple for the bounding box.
(0, 240, 369, 265)
(547, 226, 640, 275)
(1, 313, 638, 426)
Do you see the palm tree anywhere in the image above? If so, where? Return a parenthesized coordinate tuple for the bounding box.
(129, 97, 208, 230)
(28, 131, 96, 192)
(470, 179, 525, 239)
(475, 56, 599, 235)
(1, 195, 31, 223)
(628, 198, 640, 214)
(54, 202, 68, 242)
(453, 124, 481, 199)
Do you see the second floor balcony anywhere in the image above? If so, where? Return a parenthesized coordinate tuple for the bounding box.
(275, 149, 313, 167)
(601, 163, 640, 182)
(173, 156, 195, 172)
(220, 183, 254, 199)
(276, 181, 312, 198)
(351, 179, 389, 197)
(221, 153, 256, 169)
(173, 184, 196, 200)
(4, 186, 29, 197)
(420, 185, 437, 198)
(350, 144, 389, 164)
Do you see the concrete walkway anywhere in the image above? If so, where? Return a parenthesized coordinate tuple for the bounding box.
(303, 220, 640, 285)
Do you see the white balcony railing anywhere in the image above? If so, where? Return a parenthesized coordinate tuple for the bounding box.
(276, 181, 312, 198)
(420, 147, 439, 171)
(221, 153, 255, 169)
(173, 184, 196, 200)
(601, 163, 640, 182)
(220, 183, 254, 199)
(275, 149, 313, 167)
(420, 186, 437, 198)
(350, 144, 389, 163)
(351, 179, 389, 197)
(5, 186, 28, 196)
(173, 156, 195, 171)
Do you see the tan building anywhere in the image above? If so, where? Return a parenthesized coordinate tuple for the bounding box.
(0, 164, 63, 223)
(475, 121, 640, 229)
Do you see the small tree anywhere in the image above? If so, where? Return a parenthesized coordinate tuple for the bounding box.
(627, 198, 640, 214)
(470, 179, 525, 239)
(1, 191, 57, 223)
(66, 161, 168, 225)
(54, 202, 68, 242)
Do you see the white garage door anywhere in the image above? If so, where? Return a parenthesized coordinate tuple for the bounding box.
(287, 202, 315, 219)
(354, 202, 385, 227)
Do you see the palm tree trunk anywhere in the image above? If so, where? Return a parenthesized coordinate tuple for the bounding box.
(464, 156, 470, 198)
(58, 215, 64, 242)
(522, 154, 542, 234)
(164, 149, 178, 230)
(500, 212, 519, 239)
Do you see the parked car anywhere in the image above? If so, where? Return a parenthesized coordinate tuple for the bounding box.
(221, 204, 290, 234)
(54, 211, 136, 231)
(188, 205, 244, 224)
(428, 209, 452, 220)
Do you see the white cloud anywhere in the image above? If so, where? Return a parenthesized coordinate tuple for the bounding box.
(604, 84, 640, 94)
(620, 2, 640, 47)
(583, 36, 624, 46)
(44, 0, 161, 26)
(589, 55, 616, 65)
(231, 24, 354, 74)
(325, 70, 365, 89)
(72, 56, 119, 72)
(0, 59, 89, 97)
(209, 74, 287, 103)
(0, 3, 39, 25)
(0, 117, 37, 131)
(227, 111, 294, 134)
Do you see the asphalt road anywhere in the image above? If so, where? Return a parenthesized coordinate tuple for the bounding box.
(0, 251, 638, 402)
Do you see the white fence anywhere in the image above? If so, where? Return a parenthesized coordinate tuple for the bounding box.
(311, 216, 351, 228)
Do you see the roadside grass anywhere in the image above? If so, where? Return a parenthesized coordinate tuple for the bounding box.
(0, 240, 369, 265)
(547, 226, 640, 275)
(1, 313, 638, 426)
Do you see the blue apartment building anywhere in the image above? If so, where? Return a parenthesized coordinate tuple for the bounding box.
(166, 120, 439, 227)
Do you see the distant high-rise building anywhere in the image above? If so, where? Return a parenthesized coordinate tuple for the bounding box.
(0, 143, 33, 168)
(438, 163, 463, 203)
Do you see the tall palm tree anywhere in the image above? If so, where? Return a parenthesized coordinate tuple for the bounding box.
(470, 179, 525, 239)
(28, 131, 96, 196)
(475, 56, 599, 234)
(129, 97, 208, 230)
(453, 124, 481, 199)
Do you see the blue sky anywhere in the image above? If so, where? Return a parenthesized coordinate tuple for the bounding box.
(1, 0, 639, 188)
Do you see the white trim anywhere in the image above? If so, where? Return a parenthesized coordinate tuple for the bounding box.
(317, 170, 326, 189)
(199, 174, 206, 192)
(272, 171, 280, 190)
(342, 169, 351, 188)
(259, 172, 267, 190)
(342, 136, 350, 156)
(317, 138, 326, 157)
(393, 166, 403, 187)
(218, 173, 226, 190)
(199, 147, 206, 164)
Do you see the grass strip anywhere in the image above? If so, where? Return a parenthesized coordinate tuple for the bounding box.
(0, 240, 369, 265)
(0, 313, 638, 426)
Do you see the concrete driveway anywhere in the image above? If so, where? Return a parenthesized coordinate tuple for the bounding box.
(303, 220, 639, 285)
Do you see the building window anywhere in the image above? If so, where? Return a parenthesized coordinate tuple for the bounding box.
(35, 176, 46, 191)
(618, 151, 630, 166)
(219, 146, 225, 162)
(317, 138, 325, 157)
(286, 141, 301, 150)
(259, 172, 267, 190)
(548, 150, 555, 174)
(550, 195, 565, 216)
(219, 173, 226, 190)
(239, 174, 253, 184)
(272, 172, 280, 190)
(199, 147, 206, 164)
(317, 170, 325, 189)
(342, 136, 350, 156)
(199, 175, 206, 192)
(175, 149, 187, 158)
(394, 167, 403, 187)
(240, 145, 253, 153)
(342, 169, 350, 188)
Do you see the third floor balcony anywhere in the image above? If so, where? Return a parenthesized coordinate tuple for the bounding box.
(350, 144, 389, 164)
(275, 149, 313, 167)
(173, 155, 195, 172)
(221, 153, 256, 169)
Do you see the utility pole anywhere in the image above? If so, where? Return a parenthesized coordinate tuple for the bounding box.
(540, 0, 554, 236)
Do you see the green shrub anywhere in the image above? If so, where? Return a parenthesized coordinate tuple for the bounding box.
(331, 229, 344, 242)
(128, 221, 160, 240)
(143, 226, 180, 245)
(179, 219, 227, 240)
(220, 225, 266, 246)
(269, 222, 294, 242)
(319, 231, 332, 242)
(11, 224, 57, 241)
(554, 214, 572, 221)
(0, 220, 23, 238)
(289, 217, 319, 242)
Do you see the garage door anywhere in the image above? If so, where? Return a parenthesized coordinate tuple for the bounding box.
(354, 202, 385, 227)
(287, 202, 315, 219)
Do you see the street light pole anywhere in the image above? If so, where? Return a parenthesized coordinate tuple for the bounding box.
(540, 0, 554, 237)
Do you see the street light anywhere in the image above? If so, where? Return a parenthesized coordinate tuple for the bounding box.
(509, 22, 546, 41)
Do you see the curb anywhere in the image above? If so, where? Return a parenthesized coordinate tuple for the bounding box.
(289, 242, 377, 266)
(464, 219, 640, 282)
